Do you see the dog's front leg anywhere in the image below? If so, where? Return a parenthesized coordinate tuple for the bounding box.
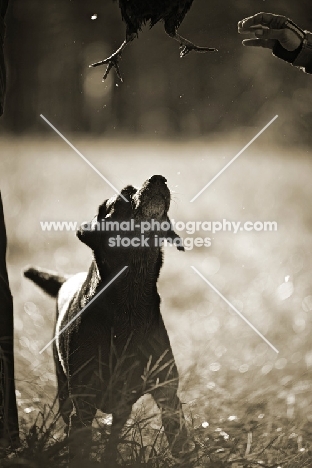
(152, 379, 188, 458)
(67, 386, 97, 465)
(103, 405, 132, 465)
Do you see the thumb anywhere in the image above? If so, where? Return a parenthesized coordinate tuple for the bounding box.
(242, 38, 276, 50)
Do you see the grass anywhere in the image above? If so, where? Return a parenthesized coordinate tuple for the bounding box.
(0, 135, 312, 466)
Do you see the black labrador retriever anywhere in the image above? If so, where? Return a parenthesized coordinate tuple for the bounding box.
(25, 175, 188, 462)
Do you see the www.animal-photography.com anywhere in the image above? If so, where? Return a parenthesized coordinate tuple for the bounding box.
(0, 1, 312, 467)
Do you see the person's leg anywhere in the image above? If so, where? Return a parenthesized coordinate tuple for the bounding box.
(0, 0, 19, 445)
(0, 0, 8, 116)
(0, 193, 19, 445)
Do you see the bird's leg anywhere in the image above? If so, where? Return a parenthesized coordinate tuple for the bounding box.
(89, 33, 136, 82)
(172, 33, 217, 58)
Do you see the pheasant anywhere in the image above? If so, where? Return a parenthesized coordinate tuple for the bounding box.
(90, 0, 217, 81)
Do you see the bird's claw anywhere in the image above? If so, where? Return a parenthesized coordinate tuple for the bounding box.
(179, 44, 218, 58)
(90, 54, 123, 82)
(179, 45, 190, 58)
(102, 58, 123, 82)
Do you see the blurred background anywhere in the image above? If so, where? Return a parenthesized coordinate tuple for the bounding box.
(0, 0, 311, 140)
(1, 0, 312, 449)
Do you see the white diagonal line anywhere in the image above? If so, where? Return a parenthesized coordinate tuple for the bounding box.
(191, 266, 279, 354)
(190, 115, 278, 202)
(40, 114, 128, 202)
(39, 266, 128, 354)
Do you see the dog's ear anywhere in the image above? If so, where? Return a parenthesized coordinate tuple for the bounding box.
(76, 220, 98, 249)
(97, 200, 108, 220)
(77, 198, 109, 248)
(169, 230, 185, 251)
(163, 217, 185, 252)
(122, 185, 137, 200)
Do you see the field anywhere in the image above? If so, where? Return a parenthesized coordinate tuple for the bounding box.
(1, 134, 312, 467)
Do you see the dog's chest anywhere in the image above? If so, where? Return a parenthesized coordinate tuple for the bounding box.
(55, 269, 161, 375)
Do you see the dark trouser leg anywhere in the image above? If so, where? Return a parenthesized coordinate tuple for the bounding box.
(0, 0, 9, 116)
(0, 192, 19, 445)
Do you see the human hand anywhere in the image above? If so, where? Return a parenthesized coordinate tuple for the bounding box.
(238, 12, 304, 52)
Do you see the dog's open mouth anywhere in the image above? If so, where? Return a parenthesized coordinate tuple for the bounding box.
(133, 175, 170, 220)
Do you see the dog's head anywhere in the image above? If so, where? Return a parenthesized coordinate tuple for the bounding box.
(77, 175, 184, 270)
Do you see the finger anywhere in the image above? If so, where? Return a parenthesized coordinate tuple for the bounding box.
(238, 13, 274, 30)
(253, 27, 301, 50)
(238, 26, 263, 35)
(242, 38, 276, 49)
(238, 12, 287, 31)
(254, 28, 284, 40)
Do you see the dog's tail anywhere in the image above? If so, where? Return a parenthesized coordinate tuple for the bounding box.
(24, 266, 68, 298)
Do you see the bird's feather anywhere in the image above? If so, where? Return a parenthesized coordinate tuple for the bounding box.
(115, 0, 195, 35)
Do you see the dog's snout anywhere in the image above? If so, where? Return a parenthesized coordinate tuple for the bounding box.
(149, 175, 167, 185)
